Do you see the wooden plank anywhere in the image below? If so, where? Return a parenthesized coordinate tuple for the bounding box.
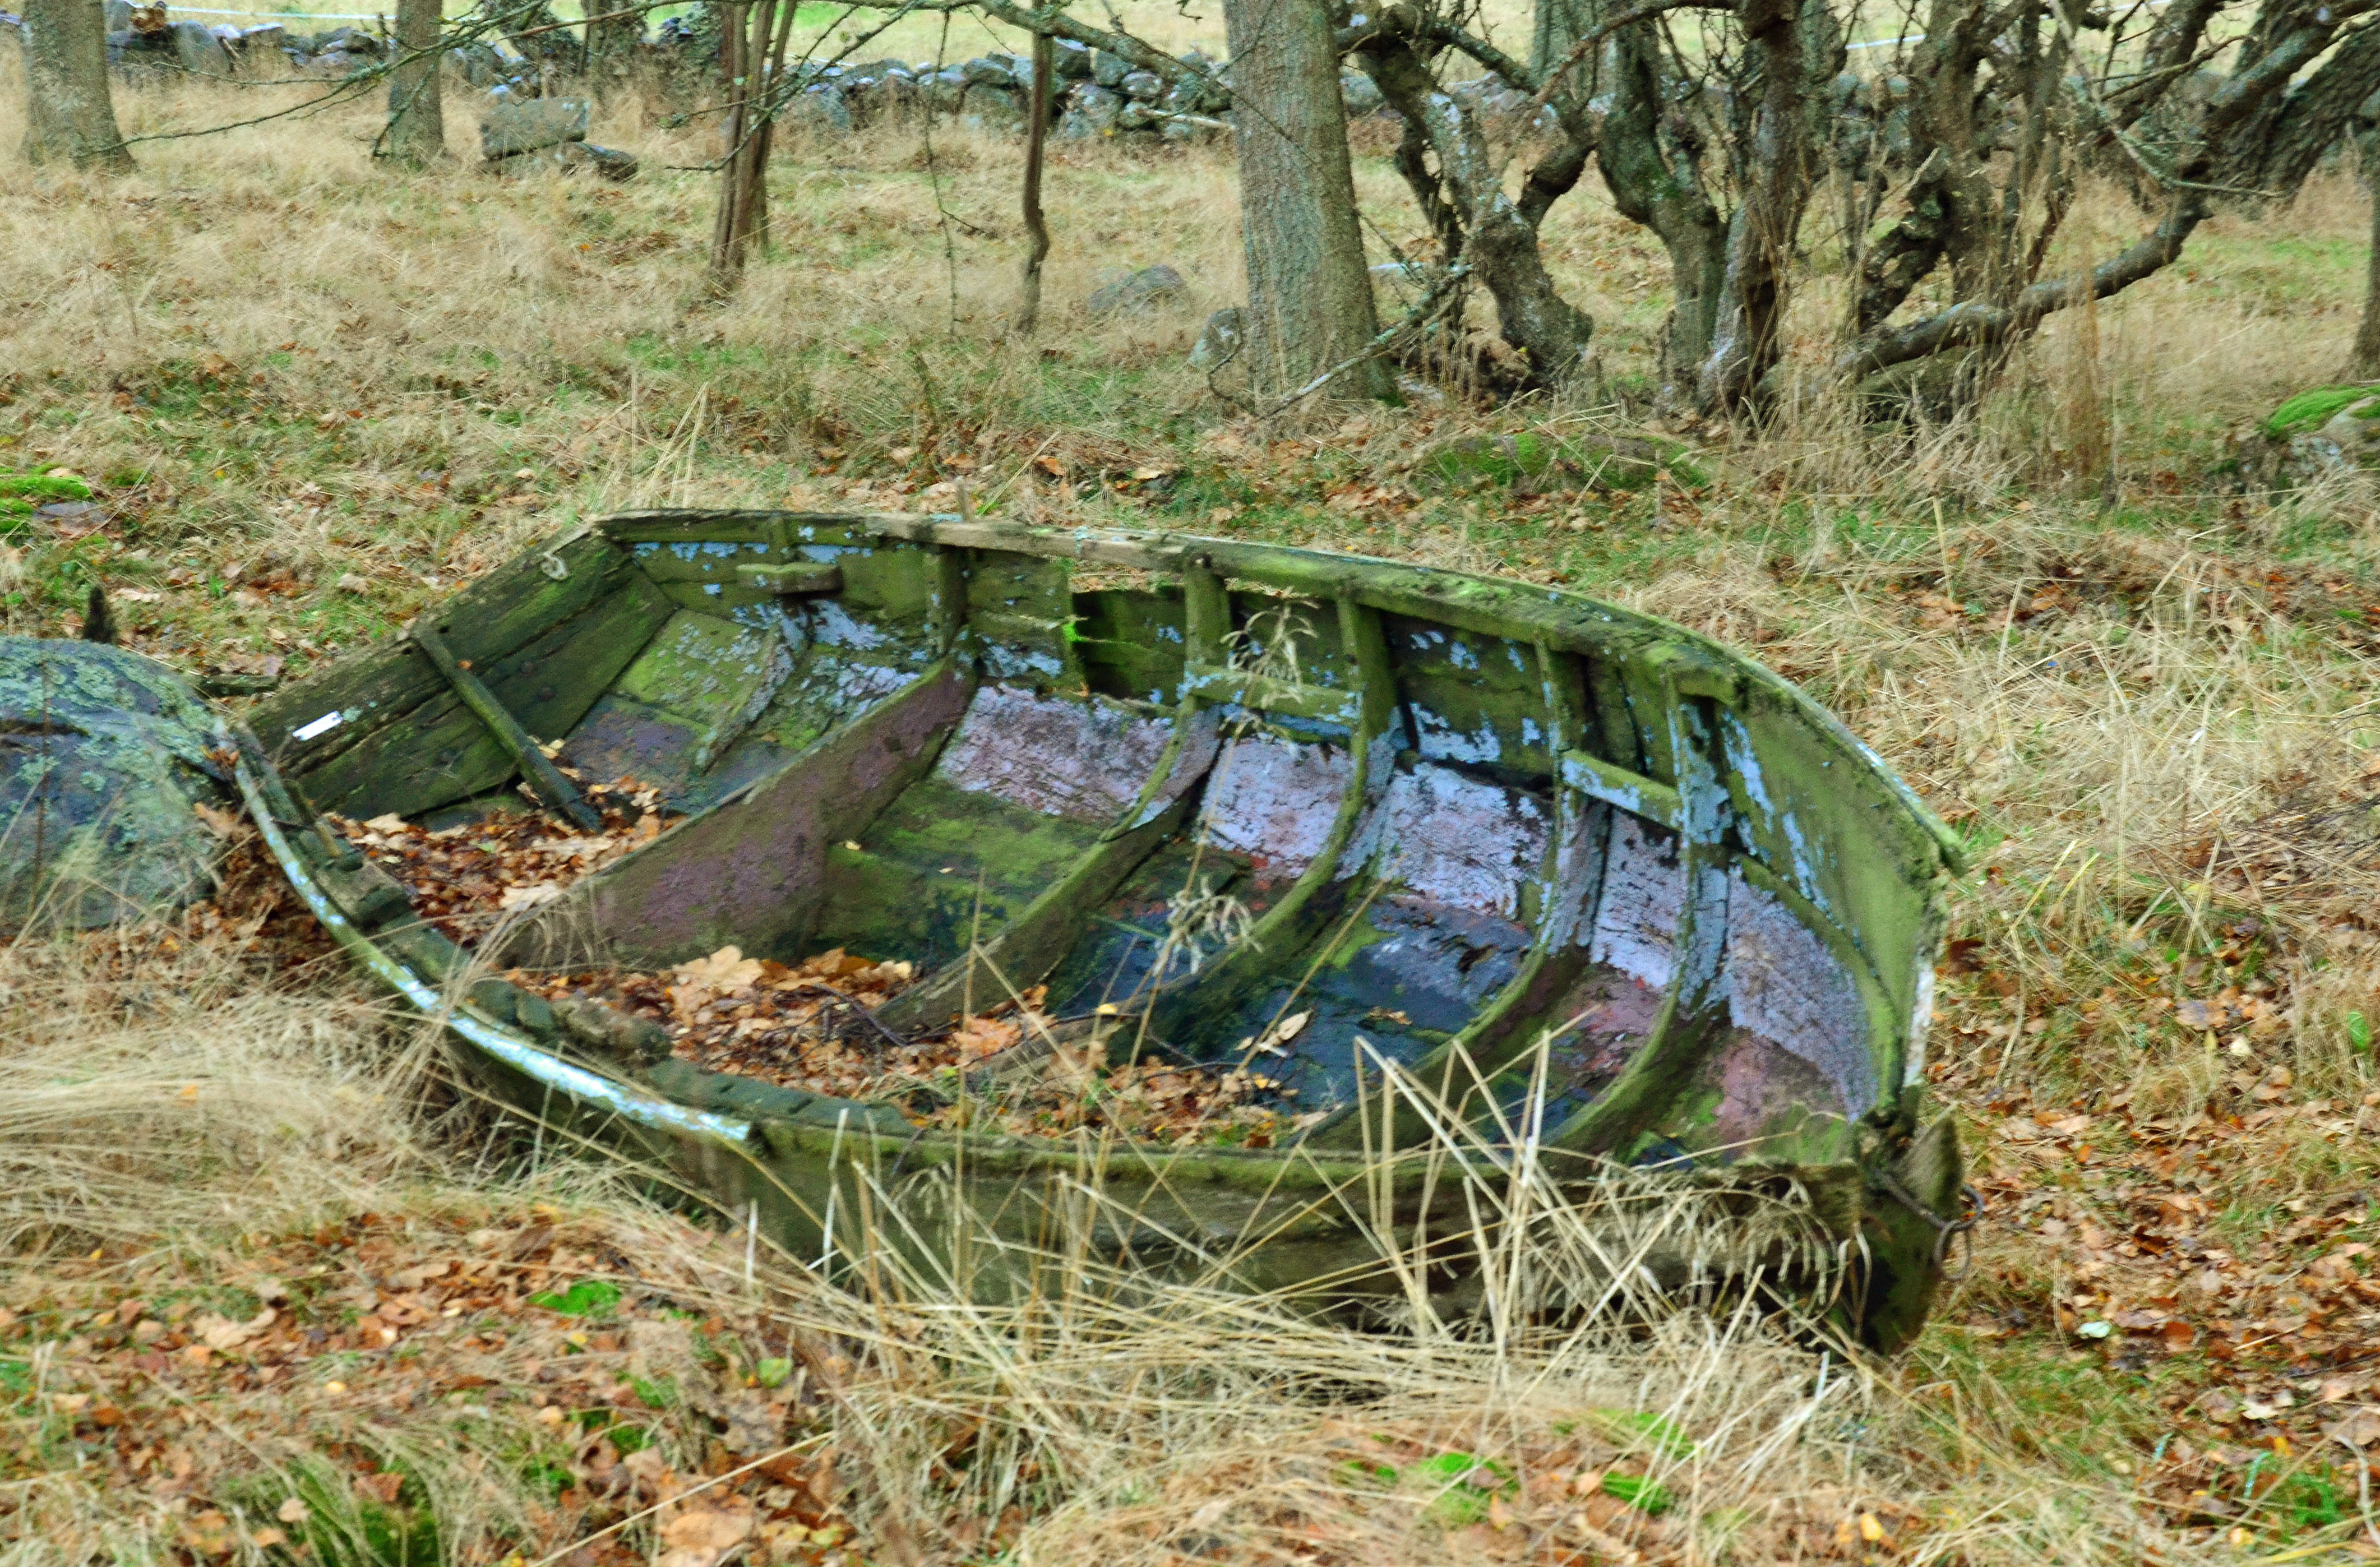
(411, 623, 602, 831)
(1149, 597, 1396, 1046)
(490, 660, 978, 972)
(253, 529, 632, 776)
(734, 561, 843, 594)
(596, 510, 871, 545)
(296, 572, 674, 820)
(1559, 748, 1683, 829)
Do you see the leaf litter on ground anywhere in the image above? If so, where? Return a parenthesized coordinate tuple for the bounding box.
(327, 797, 1312, 1145)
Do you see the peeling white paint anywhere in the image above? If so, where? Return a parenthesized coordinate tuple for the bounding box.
(1411, 704, 1505, 765)
(937, 684, 1172, 825)
(982, 644, 1065, 681)
(1905, 961, 1936, 1087)
(1198, 733, 1352, 875)
(1589, 814, 1685, 987)
(810, 600, 889, 650)
(1343, 762, 1549, 916)
(1726, 870, 1875, 1118)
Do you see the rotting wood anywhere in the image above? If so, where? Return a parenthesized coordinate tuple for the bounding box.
(411, 622, 603, 831)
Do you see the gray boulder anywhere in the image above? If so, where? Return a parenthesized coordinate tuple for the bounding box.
(926, 66, 967, 112)
(1057, 82, 1121, 140)
(1092, 48, 1129, 87)
(1189, 306, 1244, 371)
(1120, 68, 1163, 101)
(1052, 38, 1092, 78)
(447, 40, 503, 85)
(480, 95, 589, 159)
(791, 81, 853, 131)
(168, 18, 230, 74)
(1088, 264, 1188, 318)
(1342, 71, 1383, 115)
(0, 640, 231, 932)
(960, 54, 1017, 89)
(963, 85, 1024, 130)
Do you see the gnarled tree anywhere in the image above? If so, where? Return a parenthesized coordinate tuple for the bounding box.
(1839, 0, 2380, 404)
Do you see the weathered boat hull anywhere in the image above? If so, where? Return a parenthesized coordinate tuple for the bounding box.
(239, 510, 1968, 1348)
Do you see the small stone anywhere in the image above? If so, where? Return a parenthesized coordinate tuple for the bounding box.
(1189, 307, 1244, 371)
(334, 573, 372, 594)
(1119, 68, 1163, 101)
(167, 17, 230, 75)
(790, 81, 853, 132)
(1087, 264, 1188, 318)
(959, 54, 1016, 89)
(556, 141, 638, 178)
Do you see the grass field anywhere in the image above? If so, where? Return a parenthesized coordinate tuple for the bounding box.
(5, 60, 2380, 1566)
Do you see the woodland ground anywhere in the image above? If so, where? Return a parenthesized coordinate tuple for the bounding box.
(5, 59, 2380, 1567)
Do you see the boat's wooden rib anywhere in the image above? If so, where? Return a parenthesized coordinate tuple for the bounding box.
(1549, 693, 1742, 1158)
(237, 507, 1972, 1352)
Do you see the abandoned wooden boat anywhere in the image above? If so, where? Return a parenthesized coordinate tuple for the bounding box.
(236, 509, 1970, 1348)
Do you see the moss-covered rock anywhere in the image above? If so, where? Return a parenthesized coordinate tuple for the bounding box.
(1413, 431, 1707, 494)
(0, 639, 232, 931)
(0, 471, 94, 529)
(2231, 385, 2380, 488)
(2265, 385, 2380, 440)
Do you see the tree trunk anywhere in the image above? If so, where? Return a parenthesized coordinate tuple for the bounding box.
(742, 0, 791, 252)
(2355, 139, 2380, 379)
(708, 0, 754, 288)
(1593, 26, 1726, 412)
(1694, 0, 1825, 412)
(707, 0, 788, 288)
(1222, 0, 1395, 400)
(585, 0, 641, 100)
(1016, 32, 1053, 336)
(383, 0, 445, 165)
(19, 0, 132, 173)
